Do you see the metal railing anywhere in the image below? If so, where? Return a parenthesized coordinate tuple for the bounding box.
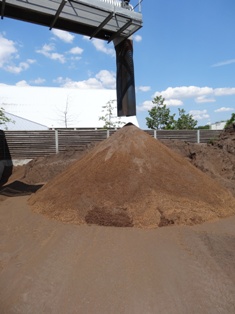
(99, 0, 142, 13)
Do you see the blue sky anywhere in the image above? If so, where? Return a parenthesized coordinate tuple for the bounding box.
(1, 0, 235, 129)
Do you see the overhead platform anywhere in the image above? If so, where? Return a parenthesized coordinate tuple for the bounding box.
(0, 0, 143, 41)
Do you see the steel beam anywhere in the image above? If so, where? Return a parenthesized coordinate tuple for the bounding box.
(108, 19, 132, 43)
(90, 11, 114, 39)
(1, 0, 6, 19)
(50, 0, 67, 30)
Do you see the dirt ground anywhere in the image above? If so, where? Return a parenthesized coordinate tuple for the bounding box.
(0, 124, 235, 313)
(1, 196, 235, 313)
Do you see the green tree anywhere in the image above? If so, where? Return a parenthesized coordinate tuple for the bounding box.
(196, 125, 210, 130)
(225, 112, 235, 128)
(0, 107, 11, 127)
(175, 108, 197, 129)
(146, 96, 175, 129)
(99, 100, 125, 129)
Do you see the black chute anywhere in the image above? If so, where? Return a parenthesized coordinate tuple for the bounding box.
(113, 38, 136, 117)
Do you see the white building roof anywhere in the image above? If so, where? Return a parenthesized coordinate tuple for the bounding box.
(0, 85, 139, 129)
(4, 112, 48, 130)
(210, 121, 226, 130)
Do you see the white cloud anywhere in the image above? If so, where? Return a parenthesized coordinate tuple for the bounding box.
(36, 43, 66, 63)
(0, 34, 18, 68)
(51, 29, 74, 43)
(5, 59, 36, 74)
(212, 59, 235, 67)
(137, 100, 153, 111)
(54, 70, 116, 89)
(61, 77, 103, 89)
(48, 51, 65, 63)
(95, 70, 116, 89)
(154, 86, 214, 100)
(137, 85, 235, 112)
(37, 43, 53, 53)
(195, 95, 216, 103)
(54, 76, 66, 84)
(165, 99, 183, 106)
(84, 37, 115, 56)
(214, 87, 235, 96)
(31, 77, 46, 85)
(137, 98, 183, 112)
(133, 35, 142, 42)
(214, 107, 234, 112)
(0, 34, 33, 74)
(68, 46, 83, 55)
(189, 109, 210, 120)
(137, 86, 151, 92)
(16, 80, 29, 87)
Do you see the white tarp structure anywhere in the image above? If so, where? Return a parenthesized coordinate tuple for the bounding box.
(0, 85, 139, 130)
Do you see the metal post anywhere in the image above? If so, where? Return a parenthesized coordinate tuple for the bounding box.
(55, 130, 59, 153)
(154, 129, 157, 139)
(107, 129, 110, 138)
(197, 130, 200, 144)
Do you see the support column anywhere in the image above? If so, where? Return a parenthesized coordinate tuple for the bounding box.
(113, 37, 136, 117)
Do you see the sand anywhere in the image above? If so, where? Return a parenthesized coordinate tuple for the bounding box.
(29, 124, 235, 228)
(0, 196, 235, 313)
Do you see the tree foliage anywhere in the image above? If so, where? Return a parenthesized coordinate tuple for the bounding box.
(174, 108, 197, 129)
(225, 112, 235, 128)
(145, 96, 175, 129)
(0, 107, 11, 126)
(99, 100, 125, 129)
(146, 96, 198, 130)
(196, 124, 210, 130)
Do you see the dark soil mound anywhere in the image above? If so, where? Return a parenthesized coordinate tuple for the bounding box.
(22, 144, 96, 184)
(85, 206, 133, 227)
(163, 125, 235, 197)
(29, 124, 235, 228)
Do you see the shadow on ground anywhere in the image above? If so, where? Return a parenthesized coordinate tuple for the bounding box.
(0, 180, 43, 197)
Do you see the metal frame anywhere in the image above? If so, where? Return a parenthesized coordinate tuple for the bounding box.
(49, 0, 67, 30)
(90, 11, 114, 39)
(0, 0, 143, 41)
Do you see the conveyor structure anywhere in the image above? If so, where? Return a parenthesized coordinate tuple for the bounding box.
(0, 0, 142, 42)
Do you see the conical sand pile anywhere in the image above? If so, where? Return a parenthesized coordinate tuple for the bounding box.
(29, 124, 235, 228)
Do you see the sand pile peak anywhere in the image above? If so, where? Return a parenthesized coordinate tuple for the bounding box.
(29, 124, 235, 228)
